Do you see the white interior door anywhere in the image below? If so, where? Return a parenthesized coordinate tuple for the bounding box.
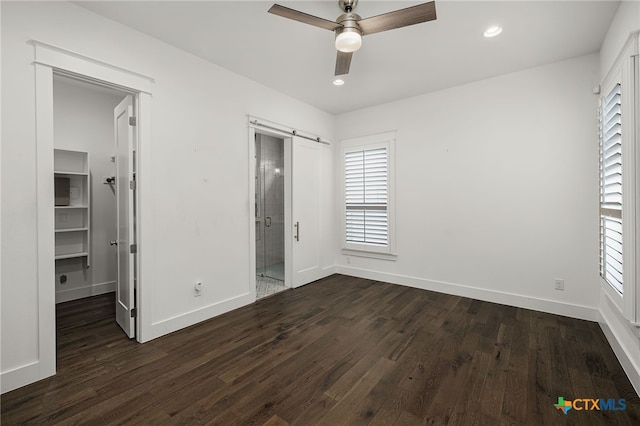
(291, 136, 323, 287)
(114, 95, 136, 338)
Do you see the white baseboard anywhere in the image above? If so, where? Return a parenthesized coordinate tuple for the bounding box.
(140, 292, 255, 343)
(598, 294, 640, 396)
(599, 320, 640, 396)
(336, 266, 599, 321)
(1, 360, 54, 394)
(322, 265, 338, 276)
(140, 266, 338, 343)
(56, 281, 116, 303)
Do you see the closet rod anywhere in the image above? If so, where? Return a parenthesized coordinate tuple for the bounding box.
(249, 120, 330, 145)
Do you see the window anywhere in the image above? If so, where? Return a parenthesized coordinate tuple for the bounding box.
(342, 132, 396, 257)
(345, 147, 388, 245)
(599, 83, 623, 294)
(597, 34, 638, 322)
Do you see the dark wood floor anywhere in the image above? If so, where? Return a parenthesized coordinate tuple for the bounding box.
(2, 274, 639, 425)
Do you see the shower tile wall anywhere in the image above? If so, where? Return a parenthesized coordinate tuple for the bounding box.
(256, 134, 284, 272)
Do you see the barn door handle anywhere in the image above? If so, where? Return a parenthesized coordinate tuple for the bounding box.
(295, 222, 300, 241)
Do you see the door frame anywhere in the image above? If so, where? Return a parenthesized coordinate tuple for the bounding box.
(248, 124, 293, 298)
(32, 40, 153, 383)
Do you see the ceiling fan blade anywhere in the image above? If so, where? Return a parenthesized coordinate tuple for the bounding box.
(358, 1, 437, 36)
(268, 4, 341, 31)
(335, 51, 353, 76)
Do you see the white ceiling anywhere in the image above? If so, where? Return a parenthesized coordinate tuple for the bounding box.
(75, 1, 620, 115)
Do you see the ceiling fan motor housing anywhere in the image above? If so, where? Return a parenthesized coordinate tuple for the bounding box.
(336, 13, 362, 34)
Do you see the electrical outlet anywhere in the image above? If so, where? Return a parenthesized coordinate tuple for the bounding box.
(555, 278, 565, 291)
(194, 281, 202, 297)
(346, 256, 351, 264)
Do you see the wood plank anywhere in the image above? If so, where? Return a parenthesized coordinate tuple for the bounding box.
(2, 275, 639, 424)
(501, 308, 530, 423)
(447, 350, 493, 424)
(477, 321, 513, 423)
(262, 414, 289, 426)
(317, 357, 396, 425)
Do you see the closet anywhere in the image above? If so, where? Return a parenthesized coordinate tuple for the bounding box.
(53, 75, 128, 304)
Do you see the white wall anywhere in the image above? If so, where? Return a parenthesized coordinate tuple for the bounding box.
(599, 1, 640, 78)
(597, 0, 640, 394)
(335, 54, 601, 320)
(53, 77, 125, 302)
(1, 0, 335, 392)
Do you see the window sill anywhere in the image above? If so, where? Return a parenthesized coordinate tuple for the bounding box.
(341, 249, 398, 261)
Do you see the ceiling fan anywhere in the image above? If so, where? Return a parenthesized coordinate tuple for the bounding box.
(268, 0, 437, 77)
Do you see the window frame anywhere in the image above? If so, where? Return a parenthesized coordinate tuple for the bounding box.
(341, 131, 397, 258)
(598, 34, 639, 324)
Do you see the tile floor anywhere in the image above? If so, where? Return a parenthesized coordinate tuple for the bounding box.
(256, 275, 287, 299)
(256, 262, 284, 281)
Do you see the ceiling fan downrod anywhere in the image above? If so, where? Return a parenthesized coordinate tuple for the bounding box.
(339, 0, 358, 13)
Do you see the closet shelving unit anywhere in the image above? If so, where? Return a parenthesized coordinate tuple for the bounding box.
(54, 149, 90, 266)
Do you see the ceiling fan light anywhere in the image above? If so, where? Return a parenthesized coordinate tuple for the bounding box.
(335, 28, 362, 52)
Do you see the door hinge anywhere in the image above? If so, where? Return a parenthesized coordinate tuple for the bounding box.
(130, 307, 137, 318)
(129, 116, 137, 126)
(130, 244, 137, 254)
(130, 180, 136, 190)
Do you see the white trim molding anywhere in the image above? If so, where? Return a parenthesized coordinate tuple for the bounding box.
(145, 293, 254, 342)
(55, 281, 116, 304)
(340, 131, 397, 257)
(599, 289, 640, 395)
(336, 266, 600, 322)
(29, 40, 154, 94)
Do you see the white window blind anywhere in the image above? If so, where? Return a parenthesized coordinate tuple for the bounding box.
(345, 147, 388, 246)
(599, 83, 623, 294)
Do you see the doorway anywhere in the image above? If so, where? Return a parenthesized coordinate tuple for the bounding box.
(52, 73, 137, 339)
(249, 119, 327, 301)
(26, 41, 153, 390)
(255, 133, 287, 299)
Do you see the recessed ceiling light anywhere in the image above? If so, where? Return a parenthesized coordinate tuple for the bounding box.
(333, 79, 345, 86)
(483, 26, 503, 38)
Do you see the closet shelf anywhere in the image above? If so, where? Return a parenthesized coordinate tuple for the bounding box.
(55, 252, 89, 260)
(54, 171, 89, 176)
(54, 149, 90, 268)
(55, 227, 89, 233)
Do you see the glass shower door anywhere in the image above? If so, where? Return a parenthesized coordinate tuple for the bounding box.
(256, 162, 285, 281)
